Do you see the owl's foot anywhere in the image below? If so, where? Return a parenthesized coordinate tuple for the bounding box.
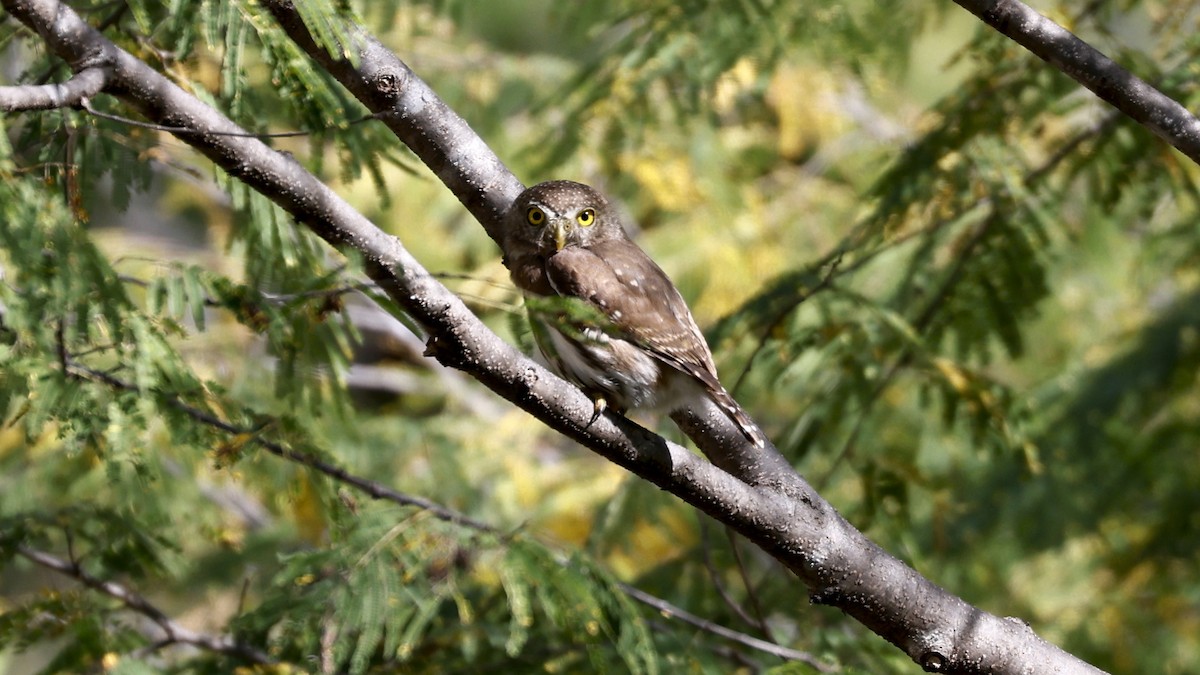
(585, 397, 608, 429)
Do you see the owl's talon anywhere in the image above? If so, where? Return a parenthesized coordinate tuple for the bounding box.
(586, 397, 608, 428)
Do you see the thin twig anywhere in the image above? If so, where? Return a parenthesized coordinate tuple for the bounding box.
(698, 521, 753, 625)
(818, 212, 997, 487)
(698, 520, 768, 633)
(817, 112, 1122, 485)
(16, 546, 272, 664)
(618, 582, 832, 671)
(116, 272, 372, 307)
(726, 524, 777, 647)
(67, 361, 499, 532)
(81, 98, 385, 138)
(731, 109, 1121, 402)
(729, 254, 841, 397)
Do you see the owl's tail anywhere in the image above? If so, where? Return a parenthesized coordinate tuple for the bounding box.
(709, 386, 766, 448)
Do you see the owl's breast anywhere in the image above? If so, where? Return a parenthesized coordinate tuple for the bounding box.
(540, 326, 663, 411)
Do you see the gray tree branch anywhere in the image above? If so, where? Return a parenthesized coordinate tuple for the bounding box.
(0, 0, 1104, 672)
(954, 0, 1200, 165)
(0, 65, 105, 110)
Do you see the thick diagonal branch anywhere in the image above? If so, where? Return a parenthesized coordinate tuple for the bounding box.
(0, 1, 1103, 672)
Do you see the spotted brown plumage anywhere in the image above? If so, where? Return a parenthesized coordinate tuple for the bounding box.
(503, 180, 764, 447)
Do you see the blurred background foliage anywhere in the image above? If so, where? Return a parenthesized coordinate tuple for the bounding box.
(1, 0, 1198, 672)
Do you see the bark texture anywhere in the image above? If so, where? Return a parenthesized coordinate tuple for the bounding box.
(0, 1, 1120, 671)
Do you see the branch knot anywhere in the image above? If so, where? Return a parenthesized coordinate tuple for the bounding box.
(919, 650, 947, 671)
(373, 68, 404, 100)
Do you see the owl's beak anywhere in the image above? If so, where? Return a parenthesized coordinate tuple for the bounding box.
(553, 220, 568, 251)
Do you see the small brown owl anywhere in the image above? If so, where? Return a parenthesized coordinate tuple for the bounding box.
(504, 180, 763, 447)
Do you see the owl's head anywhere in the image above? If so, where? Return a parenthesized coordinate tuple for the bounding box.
(508, 180, 623, 254)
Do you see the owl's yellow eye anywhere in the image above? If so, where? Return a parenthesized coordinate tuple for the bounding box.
(526, 207, 546, 226)
(576, 208, 596, 227)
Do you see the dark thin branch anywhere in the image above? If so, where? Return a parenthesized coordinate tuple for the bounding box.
(731, 107, 1122, 410)
(726, 525, 777, 645)
(67, 356, 819, 667)
(80, 98, 389, 138)
(817, 208, 1000, 487)
(618, 582, 831, 671)
(0, 65, 105, 110)
(114, 271, 508, 415)
(728, 254, 840, 397)
(954, 0, 1200, 165)
(16, 545, 272, 664)
(698, 520, 767, 633)
(115, 272, 370, 307)
(66, 361, 499, 533)
(819, 111, 1122, 486)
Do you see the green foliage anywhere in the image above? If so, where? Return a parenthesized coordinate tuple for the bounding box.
(524, 293, 624, 345)
(521, 0, 928, 171)
(3, 0, 1200, 673)
(225, 506, 657, 674)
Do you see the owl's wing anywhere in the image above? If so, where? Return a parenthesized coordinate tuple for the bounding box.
(546, 240, 766, 448)
(544, 240, 720, 385)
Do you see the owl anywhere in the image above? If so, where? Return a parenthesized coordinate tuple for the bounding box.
(503, 180, 763, 447)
